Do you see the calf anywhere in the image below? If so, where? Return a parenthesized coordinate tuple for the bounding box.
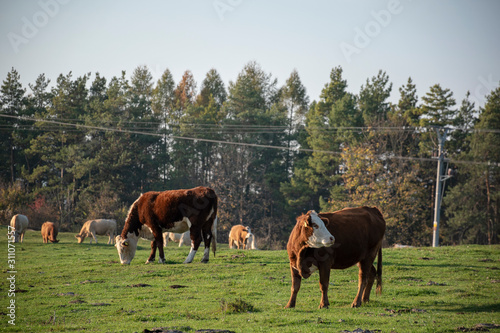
(285, 207, 386, 309)
(41, 222, 59, 243)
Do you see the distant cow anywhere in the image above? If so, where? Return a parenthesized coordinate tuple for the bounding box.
(76, 219, 117, 244)
(163, 231, 191, 247)
(41, 222, 59, 243)
(9, 214, 29, 243)
(285, 207, 386, 309)
(229, 225, 257, 250)
(115, 186, 218, 265)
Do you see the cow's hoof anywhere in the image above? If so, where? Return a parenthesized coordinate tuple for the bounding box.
(158, 258, 166, 264)
(200, 259, 209, 264)
(145, 259, 154, 264)
(351, 302, 361, 308)
(319, 304, 329, 309)
(183, 260, 193, 264)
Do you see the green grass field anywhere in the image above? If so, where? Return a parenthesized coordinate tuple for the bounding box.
(1, 227, 499, 333)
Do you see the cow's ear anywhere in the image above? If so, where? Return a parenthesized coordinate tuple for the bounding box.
(303, 215, 311, 227)
(320, 217, 329, 226)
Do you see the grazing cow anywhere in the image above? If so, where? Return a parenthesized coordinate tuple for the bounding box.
(41, 222, 59, 243)
(285, 207, 386, 309)
(163, 231, 191, 247)
(229, 225, 257, 249)
(9, 214, 29, 243)
(75, 219, 117, 244)
(115, 186, 218, 265)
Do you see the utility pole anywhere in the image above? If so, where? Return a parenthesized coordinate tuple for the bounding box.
(432, 127, 449, 247)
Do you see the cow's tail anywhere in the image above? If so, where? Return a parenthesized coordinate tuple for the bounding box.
(211, 195, 218, 258)
(376, 246, 383, 295)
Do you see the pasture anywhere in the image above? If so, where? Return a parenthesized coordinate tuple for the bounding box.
(1, 227, 499, 333)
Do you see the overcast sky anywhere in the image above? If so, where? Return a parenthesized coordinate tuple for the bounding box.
(1, 0, 499, 108)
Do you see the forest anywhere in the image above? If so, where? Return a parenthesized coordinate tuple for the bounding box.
(1, 62, 499, 248)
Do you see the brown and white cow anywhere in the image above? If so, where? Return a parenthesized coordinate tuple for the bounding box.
(115, 186, 218, 265)
(163, 231, 191, 247)
(229, 225, 257, 250)
(41, 222, 59, 243)
(9, 214, 29, 243)
(285, 207, 386, 309)
(76, 219, 117, 244)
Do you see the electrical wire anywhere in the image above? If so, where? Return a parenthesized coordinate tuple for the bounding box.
(0, 114, 498, 166)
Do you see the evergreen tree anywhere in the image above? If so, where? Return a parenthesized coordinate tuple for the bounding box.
(444, 85, 500, 244)
(358, 70, 392, 126)
(280, 69, 309, 176)
(420, 84, 456, 127)
(196, 68, 227, 109)
(0, 68, 26, 184)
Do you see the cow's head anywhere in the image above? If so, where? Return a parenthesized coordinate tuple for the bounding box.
(300, 211, 335, 248)
(75, 234, 85, 243)
(115, 233, 139, 265)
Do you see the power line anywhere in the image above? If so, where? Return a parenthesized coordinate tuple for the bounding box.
(0, 114, 498, 167)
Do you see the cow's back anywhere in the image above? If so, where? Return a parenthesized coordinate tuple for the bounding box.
(320, 207, 386, 269)
(140, 187, 217, 229)
(92, 219, 117, 234)
(11, 214, 29, 231)
(229, 225, 247, 241)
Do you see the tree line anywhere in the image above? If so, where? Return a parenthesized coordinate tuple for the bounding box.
(1, 62, 498, 247)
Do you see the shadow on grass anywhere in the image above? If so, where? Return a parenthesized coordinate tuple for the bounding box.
(433, 303, 500, 313)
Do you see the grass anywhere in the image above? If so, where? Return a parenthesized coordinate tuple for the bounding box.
(1, 226, 499, 332)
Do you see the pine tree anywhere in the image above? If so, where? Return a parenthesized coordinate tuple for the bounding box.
(0, 68, 26, 184)
(420, 84, 456, 127)
(358, 70, 392, 126)
(444, 85, 499, 244)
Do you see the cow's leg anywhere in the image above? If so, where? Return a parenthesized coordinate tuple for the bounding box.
(146, 240, 157, 264)
(318, 261, 331, 309)
(285, 266, 302, 308)
(362, 264, 377, 303)
(200, 224, 213, 263)
(154, 228, 166, 264)
(184, 227, 202, 264)
(21, 232, 24, 243)
(352, 260, 372, 307)
(91, 231, 98, 244)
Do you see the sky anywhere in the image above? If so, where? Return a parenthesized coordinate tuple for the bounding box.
(1, 0, 499, 108)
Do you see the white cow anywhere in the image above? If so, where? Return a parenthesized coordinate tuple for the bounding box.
(163, 231, 191, 247)
(10, 214, 29, 243)
(76, 219, 117, 244)
(245, 232, 258, 250)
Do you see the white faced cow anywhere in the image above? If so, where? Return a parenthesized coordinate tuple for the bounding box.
(285, 207, 386, 309)
(115, 186, 218, 265)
